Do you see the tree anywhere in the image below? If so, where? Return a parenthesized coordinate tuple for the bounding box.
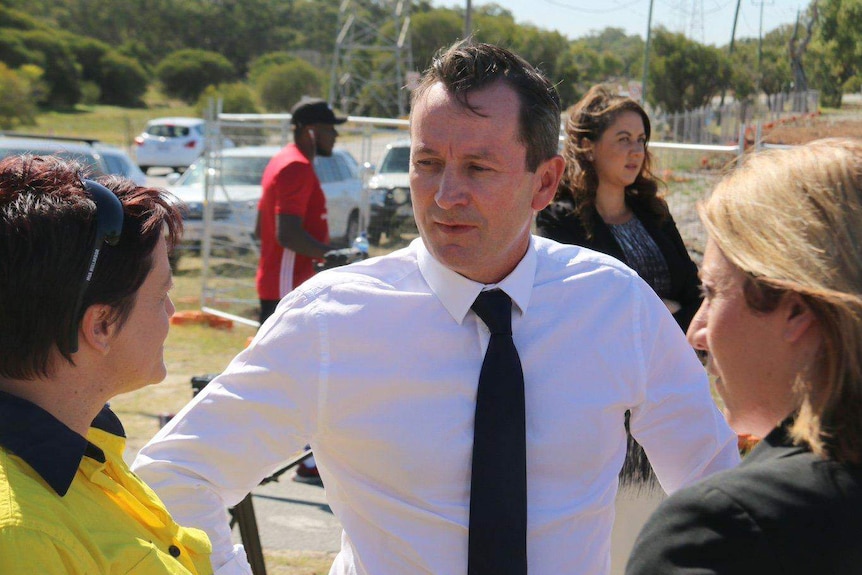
(257, 60, 324, 112)
(814, 0, 861, 107)
(410, 9, 464, 72)
(648, 28, 730, 112)
(156, 49, 235, 104)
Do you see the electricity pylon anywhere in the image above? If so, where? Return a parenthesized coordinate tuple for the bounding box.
(329, 0, 414, 117)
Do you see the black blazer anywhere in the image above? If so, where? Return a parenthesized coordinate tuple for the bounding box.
(536, 197, 702, 332)
(625, 421, 862, 575)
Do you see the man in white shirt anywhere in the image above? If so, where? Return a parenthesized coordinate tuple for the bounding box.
(133, 40, 739, 575)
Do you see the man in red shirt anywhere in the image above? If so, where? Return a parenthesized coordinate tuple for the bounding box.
(256, 97, 347, 485)
(256, 97, 347, 324)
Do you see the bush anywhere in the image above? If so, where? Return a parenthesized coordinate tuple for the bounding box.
(0, 6, 41, 32)
(196, 83, 263, 146)
(195, 83, 260, 115)
(156, 49, 236, 104)
(0, 62, 37, 128)
(19, 30, 82, 108)
(99, 51, 148, 107)
(257, 60, 324, 112)
(0, 28, 41, 69)
(247, 51, 299, 85)
(80, 81, 100, 105)
(64, 35, 111, 84)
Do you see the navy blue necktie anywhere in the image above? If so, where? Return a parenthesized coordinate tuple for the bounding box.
(468, 289, 527, 575)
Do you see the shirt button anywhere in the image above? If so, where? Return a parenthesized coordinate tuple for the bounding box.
(168, 545, 181, 558)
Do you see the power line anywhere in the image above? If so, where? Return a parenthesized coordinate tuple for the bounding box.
(540, 0, 644, 15)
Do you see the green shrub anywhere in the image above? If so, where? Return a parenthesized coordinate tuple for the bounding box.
(99, 51, 148, 107)
(257, 60, 324, 112)
(0, 28, 41, 69)
(156, 49, 235, 104)
(19, 30, 81, 108)
(0, 6, 41, 32)
(0, 62, 37, 128)
(80, 81, 100, 105)
(64, 35, 111, 84)
(247, 51, 299, 85)
(195, 83, 260, 115)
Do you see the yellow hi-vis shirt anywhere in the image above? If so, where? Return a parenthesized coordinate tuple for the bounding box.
(0, 393, 212, 574)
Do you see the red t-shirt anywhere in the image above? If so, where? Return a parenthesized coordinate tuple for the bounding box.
(256, 144, 329, 300)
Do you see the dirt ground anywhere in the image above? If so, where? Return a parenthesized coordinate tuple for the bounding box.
(762, 106, 862, 145)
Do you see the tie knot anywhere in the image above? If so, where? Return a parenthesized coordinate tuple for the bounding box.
(471, 289, 512, 335)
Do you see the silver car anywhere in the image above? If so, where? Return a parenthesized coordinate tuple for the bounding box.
(0, 134, 146, 185)
(168, 146, 364, 260)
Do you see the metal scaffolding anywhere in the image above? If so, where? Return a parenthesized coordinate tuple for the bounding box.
(329, 0, 414, 118)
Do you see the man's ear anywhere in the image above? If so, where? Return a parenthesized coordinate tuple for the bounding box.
(781, 292, 817, 344)
(531, 155, 565, 211)
(79, 304, 115, 355)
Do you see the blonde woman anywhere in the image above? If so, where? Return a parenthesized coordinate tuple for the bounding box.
(626, 138, 862, 575)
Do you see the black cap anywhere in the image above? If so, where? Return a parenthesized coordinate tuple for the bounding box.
(290, 97, 347, 126)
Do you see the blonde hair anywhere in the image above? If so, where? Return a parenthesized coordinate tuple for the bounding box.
(700, 138, 862, 464)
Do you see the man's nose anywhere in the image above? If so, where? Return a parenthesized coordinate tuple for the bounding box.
(435, 168, 469, 209)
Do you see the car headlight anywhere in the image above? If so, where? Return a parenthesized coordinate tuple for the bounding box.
(391, 187, 410, 205)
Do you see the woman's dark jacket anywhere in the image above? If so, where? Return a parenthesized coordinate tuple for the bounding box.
(536, 196, 702, 332)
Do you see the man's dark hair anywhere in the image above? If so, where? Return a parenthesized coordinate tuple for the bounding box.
(411, 40, 561, 172)
(0, 155, 183, 379)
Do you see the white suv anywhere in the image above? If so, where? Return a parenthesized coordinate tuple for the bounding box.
(134, 117, 233, 173)
(168, 146, 364, 263)
(367, 139, 414, 244)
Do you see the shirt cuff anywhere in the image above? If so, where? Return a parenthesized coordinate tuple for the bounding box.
(212, 544, 253, 575)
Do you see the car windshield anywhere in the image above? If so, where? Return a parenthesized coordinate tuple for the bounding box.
(177, 155, 272, 187)
(379, 146, 409, 174)
(147, 124, 193, 138)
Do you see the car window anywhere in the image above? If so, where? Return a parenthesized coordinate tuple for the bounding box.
(332, 156, 352, 182)
(315, 156, 336, 184)
(101, 153, 127, 176)
(218, 156, 271, 185)
(380, 146, 410, 174)
(338, 151, 359, 177)
(146, 124, 193, 138)
(176, 155, 273, 187)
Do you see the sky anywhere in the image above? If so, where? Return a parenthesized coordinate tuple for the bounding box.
(438, 0, 806, 47)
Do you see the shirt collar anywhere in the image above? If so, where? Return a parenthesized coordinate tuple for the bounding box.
(414, 236, 536, 324)
(0, 390, 124, 496)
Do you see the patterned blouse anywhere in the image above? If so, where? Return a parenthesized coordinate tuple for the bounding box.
(608, 215, 672, 298)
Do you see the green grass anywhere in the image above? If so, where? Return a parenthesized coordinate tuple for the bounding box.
(16, 89, 196, 148)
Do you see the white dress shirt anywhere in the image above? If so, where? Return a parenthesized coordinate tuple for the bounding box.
(133, 236, 739, 575)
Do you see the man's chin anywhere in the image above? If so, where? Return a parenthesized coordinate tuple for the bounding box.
(315, 147, 334, 157)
